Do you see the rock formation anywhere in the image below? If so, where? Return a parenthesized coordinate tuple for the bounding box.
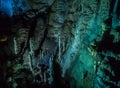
(0, 0, 120, 88)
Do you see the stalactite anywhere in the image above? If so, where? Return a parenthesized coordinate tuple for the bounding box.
(1, 0, 119, 87)
(112, 0, 119, 28)
(58, 35, 61, 62)
(47, 0, 67, 42)
(48, 56, 53, 84)
(14, 28, 29, 55)
(13, 37, 17, 54)
(61, 17, 82, 77)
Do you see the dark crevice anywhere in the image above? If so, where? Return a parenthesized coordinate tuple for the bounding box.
(109, 0, 116, 14)
(34, 15, 48, 56)
(96, 28, 120, 54)
(116, 0, 120, 16)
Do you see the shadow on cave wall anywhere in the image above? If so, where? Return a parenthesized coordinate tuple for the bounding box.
(96, 29, 120, 54)
(95, 16, 120, 87)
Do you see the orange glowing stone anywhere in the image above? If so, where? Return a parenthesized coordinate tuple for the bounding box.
(0, 35, 8, 42)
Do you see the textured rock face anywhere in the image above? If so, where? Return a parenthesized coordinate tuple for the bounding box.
(0, 0, 120, 88)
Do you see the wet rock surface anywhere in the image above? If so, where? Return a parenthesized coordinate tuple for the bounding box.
(0, 0, 120, 88)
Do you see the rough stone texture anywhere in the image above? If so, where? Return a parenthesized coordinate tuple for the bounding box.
(0, 0, 120, 88)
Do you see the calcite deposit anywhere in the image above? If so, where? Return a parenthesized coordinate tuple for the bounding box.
(0, 0, 120, 88)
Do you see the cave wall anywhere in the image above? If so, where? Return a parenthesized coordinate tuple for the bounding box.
(0, 0, 120, 88)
